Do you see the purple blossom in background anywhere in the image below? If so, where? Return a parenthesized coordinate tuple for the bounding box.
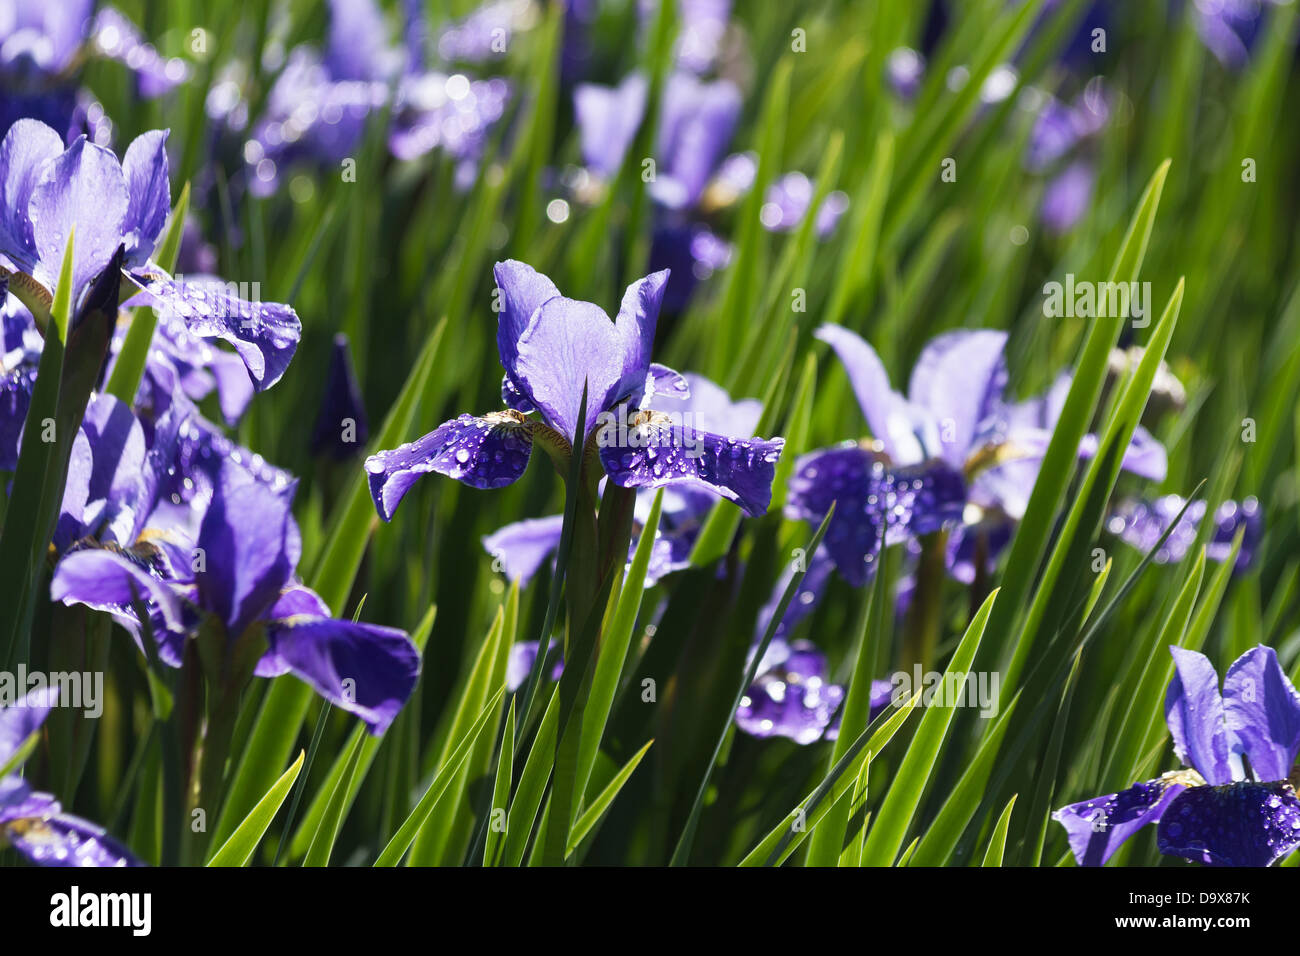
(366, 262, 783, 521)
(1055, 645, 1300, 866)
(0, 2, 186, 140)
(886, 47, 926, 99)
(505, 639, 563, 692)
(1, 687, 142, 866)
(1025, 79, 1109, 233)
(1107, 495, 1262, 571)
(310, 333, 369, 460)
(1192, 0, 1286, 68)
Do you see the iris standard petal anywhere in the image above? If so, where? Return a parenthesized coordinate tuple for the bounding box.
(493, 259, 560, 389)
(1157, 781, 1300, 867)
(267, 616, 421, 735)
(119, 129, 171, 268)
(574, 73, 648, 178)
(1166, 646, 1234, 785)
(0, 118, 64, 272)
(366, 411, 533, 521)
(1053, 777, 1188, 866)
(125, 269, 301, 390)
(599, 422, 783, 518)
(906, 329, 1008, 468)
(195, 463, 298, 636)
(30, 136, 130, 300)
(610, 270, 670, 407)
(1222, 645, 1300, 783)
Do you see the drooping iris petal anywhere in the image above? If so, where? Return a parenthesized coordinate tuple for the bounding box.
(265, 615, 420, 734)
(1165, 646, 1234, 785)
(119, 129, 170, 268)
(1108, 495, 1261, 571)
(574, 73, 648, 179)
(30, 136, 130, 299)
(366, 412, 533, 521)
(785, 444, 966, 586)
(195, 463, 298, 637)
(1157, 781, 1300, 867)
(736, 643, 845, 747)
(256, 584, 332, 677)
(1053, 777, 1188, 867)
(2, 811, 143, 867)
(906, 329, 1008, 469)
(493, 258, 560, 390)
(0, 686, 57, 767)
(1222, 645, 1300, 783)
(599, 422, 783, 518)
(50, 546, 185, 632)
(0, 118, 64, 272)
(126, 270, 301, 390)
(482, 515, 565, 585)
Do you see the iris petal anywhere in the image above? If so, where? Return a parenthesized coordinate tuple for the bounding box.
(1157, 781, 1300, 867)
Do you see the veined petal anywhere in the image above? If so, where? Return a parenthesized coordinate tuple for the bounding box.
(906, 329, 1008, 468)
(31, 136, 130, 300)
(1166, 646, 1234, 785)
(0, 119, 64, 272)
(1053, 776, 1187, 866)
(2, 810, 142, 867)
(1222, 645, 1300, 783)
(266, 615, 421, 735)
(1157, 781, 1300, 867)
(599, 421, 782, 518)
(365, 411, 533, 521)
(493, 259, 560, 390)
(120, 130, 171, 268)
(126, 269, 301, 390)
(482, 515, 564, 585)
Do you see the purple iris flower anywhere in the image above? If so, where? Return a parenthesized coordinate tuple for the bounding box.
(1025, 80, 1109, 234)
(1055, 645, 1300, 866)
(366, 262, 783, 521)
(51, 449, 420, 734)
(886, 47, 926, 99)
(310, 333, 369, 460)
(0, 119, 301, 391)
(0, 288, 40, 469)
(1107, 495, 1262, 572)
(1, 687, 141, 866)
(0, 3, 186, 140)
(1193, 0, 1285, 68)
(505, 639, 564, 693)
(481, 371, 766, 586)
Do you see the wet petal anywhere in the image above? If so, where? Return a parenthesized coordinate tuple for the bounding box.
(1054, 777, 1187, 866)
(1166, 646, 1234, 785)
(31, 136, 130, 299)
(1222, 645, 1300, 783)
(736, 669, 844, 746)
(1157, 781, 1300, 867)
(267, 615, 421, 734)
(3, 810, 143, 866)
(126, 270, 301, 391)
(366, 412, 533, 521)
(599, 422, 783, 518)
(785, 444, 966, 586)
(50, 547, 184, 632)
